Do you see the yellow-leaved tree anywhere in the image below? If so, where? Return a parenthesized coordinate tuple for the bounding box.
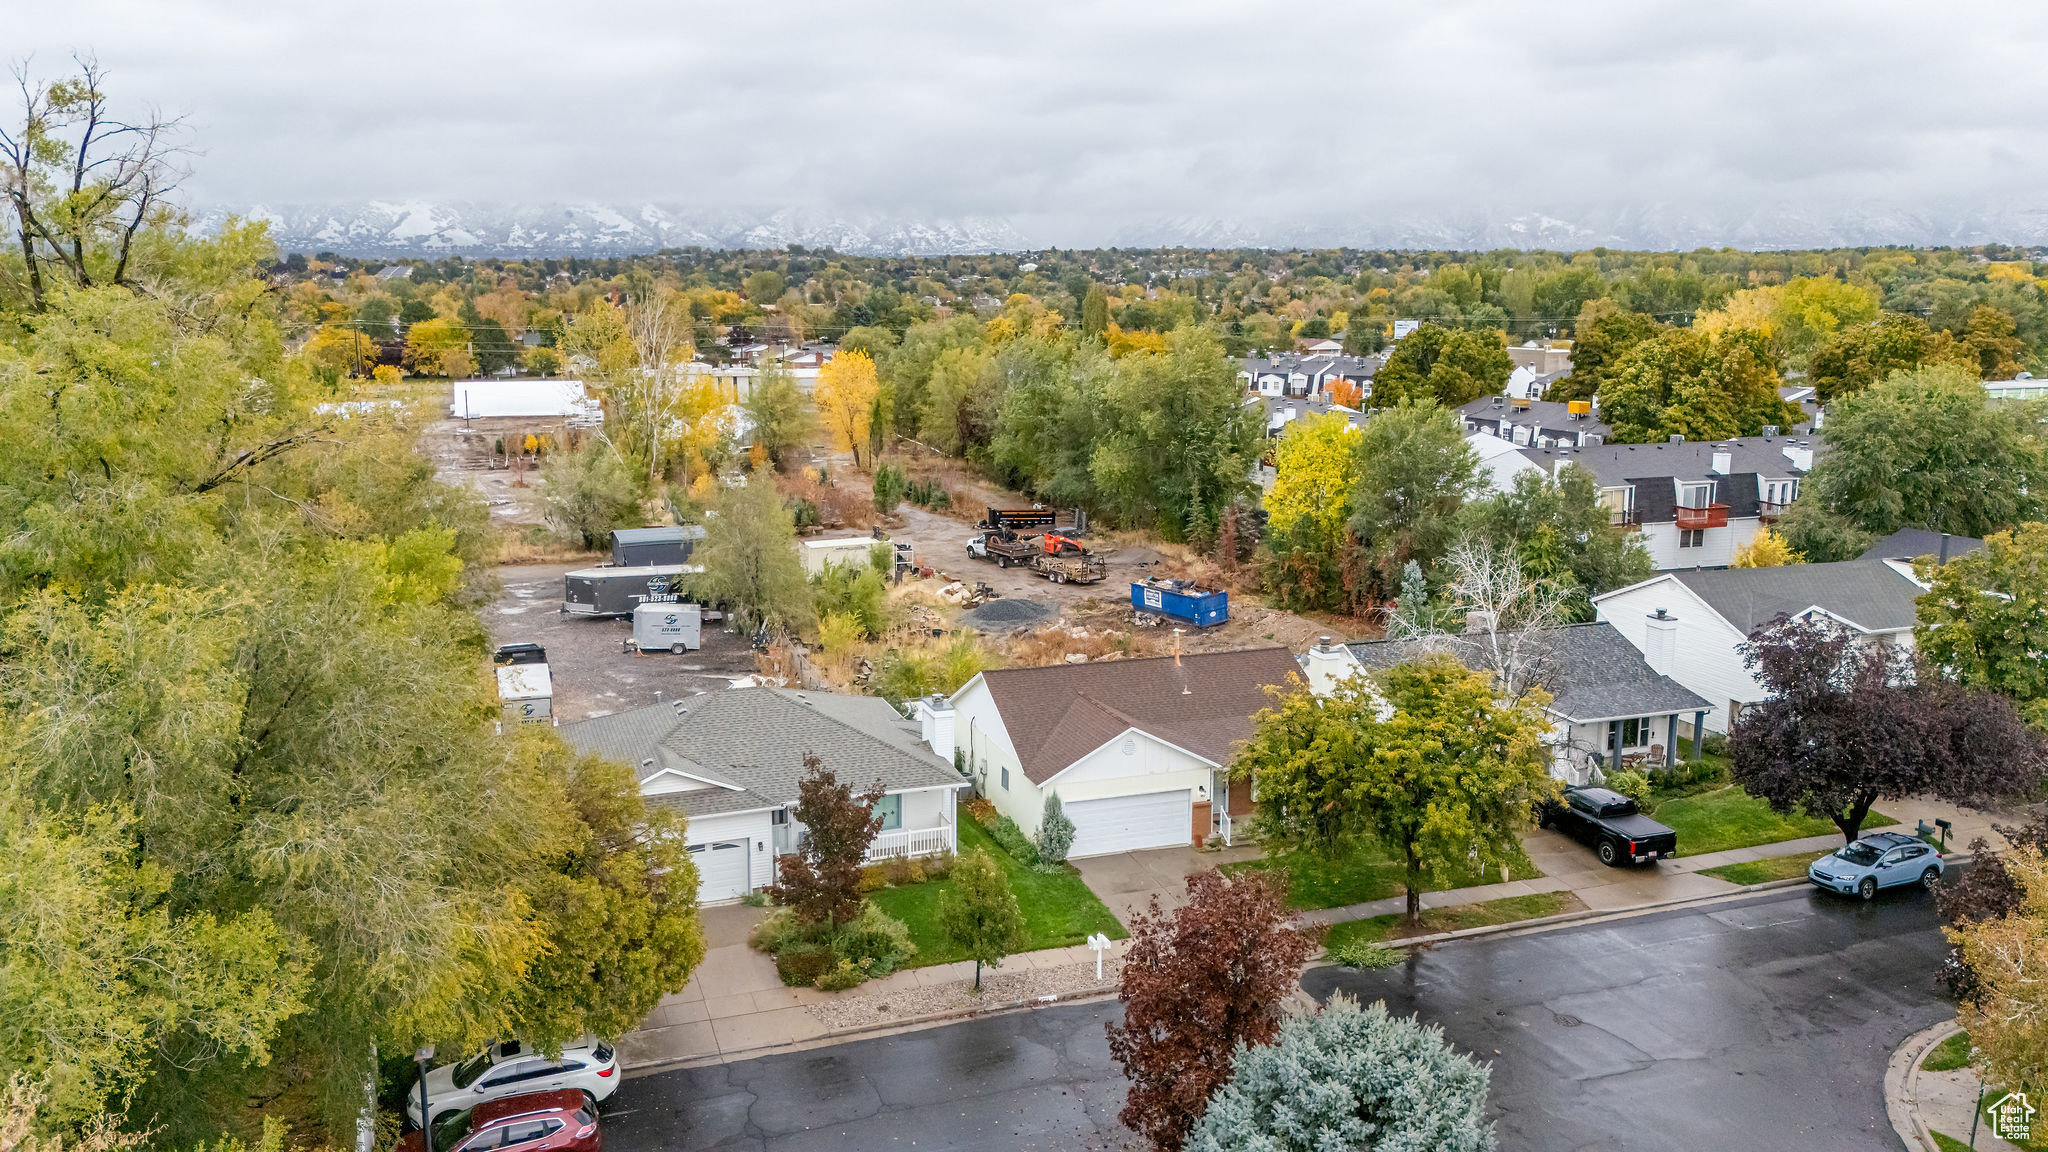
(1732, 527, 1802, 567)
(404, 317, 474, 379)
(1264, 412, 1357, 555)
(815, 349, 880, 470)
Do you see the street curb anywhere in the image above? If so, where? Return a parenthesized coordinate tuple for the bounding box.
(1887, 1018, 1963, 1152)
(621, 984, 1121, 1079)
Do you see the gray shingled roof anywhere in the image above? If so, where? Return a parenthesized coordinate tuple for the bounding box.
(1344, 622, 1710, 723)
(1518, 436, 1817, 489)
(1858, 528, 1985, 564)
(1458, 396, 1612, 439)
(561, 688, 962, 819)
(1668, 560, 1924, 635)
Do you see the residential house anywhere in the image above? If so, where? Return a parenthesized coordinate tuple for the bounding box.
(561, 688, 967, 904)
(1459, 394, 1611, 449)
(1239, 353, 1380, 400)
(1299, 625, 1712, 784)
(1299, 337, 1344, 356)
(1520, 435, 1821, 569)
(1508, 340, 1573, 376)
(1857, 527, 1985, 565)
(1986, 375, 2048, 403)
(1468, 431, 1548, 493)
(923, 648, 1302, 855)
(1592, 560, 1925, 734)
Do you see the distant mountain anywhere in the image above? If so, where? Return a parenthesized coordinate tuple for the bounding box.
(197, 200, 2048, 256)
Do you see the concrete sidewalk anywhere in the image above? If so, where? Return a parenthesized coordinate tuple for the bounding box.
(618, 795, 2012, 1072)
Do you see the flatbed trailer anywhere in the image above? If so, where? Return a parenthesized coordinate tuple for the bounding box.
(967, 531, 1107, 584)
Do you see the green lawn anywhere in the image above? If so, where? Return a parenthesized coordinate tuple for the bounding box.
(1646, 785, 1894, 857)
(866, 809, 1125, 968)
(1225, 837, 1541, 912)
(1923, 1031, 1974, 1073)
(1930, 1132, 1972, 1152)
(1322, 892, 1583, 948)
(1698, 850, 1831, 886)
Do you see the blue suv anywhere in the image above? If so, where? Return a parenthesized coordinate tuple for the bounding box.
(1808, 831, 1943, 900)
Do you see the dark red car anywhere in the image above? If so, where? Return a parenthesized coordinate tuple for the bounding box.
(398, 1090, 599, 1152)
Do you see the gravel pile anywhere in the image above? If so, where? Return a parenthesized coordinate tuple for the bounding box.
(965, 597, 1055, 629)
(804, 957, 1122, 1032)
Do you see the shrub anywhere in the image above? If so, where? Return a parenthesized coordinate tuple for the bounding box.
(987, 816, 1036, 862)
(740, 890, 772, 908)
(748, 909, 812, 954)
(884, 855, 926, 886)
(831, 902, 917, 977)
(858, 864, 889, 893)
(922, 849, 957, 880)
(872, 463, 908, 515)
(1036, 793, 1076, 866)
(541, 441, 644, 550)
(1703, 732, 1730, 757)
(964, 796, 998, 825)
(775, 942, 835, 987)
(1606, 769, 1651, 805)
(1327, 935, 1402, 970)
(816, 958, 867, 991)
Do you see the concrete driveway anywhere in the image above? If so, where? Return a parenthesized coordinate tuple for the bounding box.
(1072, 843, 1264, 923)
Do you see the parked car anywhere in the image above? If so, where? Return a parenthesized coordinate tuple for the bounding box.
(1537, 785, 1679, 866)
(398, 1090, 599, 1152)
(1808, 832, 1943, 900)
(405, 1039, 618, 1128)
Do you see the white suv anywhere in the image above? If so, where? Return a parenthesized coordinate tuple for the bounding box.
(406, 1039, 619, 1128)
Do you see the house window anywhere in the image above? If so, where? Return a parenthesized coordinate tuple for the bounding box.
(1001, 766, 1010, 790)
(872, 793, 902, 831)
(1678, 529, 1704, 548)
(772, 808, 789, 825)
(1609, 719, 1649, 749)
(1763, 478, 1799, 505)
(1679, 481, 1714, 507)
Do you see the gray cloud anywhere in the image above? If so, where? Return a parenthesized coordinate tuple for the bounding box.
(14, 0, 2048, 247)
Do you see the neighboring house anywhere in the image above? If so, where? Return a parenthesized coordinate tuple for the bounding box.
(923, 648, 1302, 855)
(1520, 435, 1821, 570)
(1299, 337, 1344, 356)
(1986, 375, 2048, 403)
(1468, 431, 1548, 493)
(1257, 393, 1368, 437)
(1299, 624, 1712, 784)
(1592, 560, 1925, 734)
(561, 688, 967, 904)
(1857, 527, 1985, 565)
(1508, 340, 1573, 376)
(1459, 394, 1611, 448)
(1239, 353, 1380, 399)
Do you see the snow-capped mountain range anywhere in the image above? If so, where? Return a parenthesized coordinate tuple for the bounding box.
(196, 200, 2048, 256)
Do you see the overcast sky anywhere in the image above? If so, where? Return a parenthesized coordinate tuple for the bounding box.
(16, 0, 2048, 244)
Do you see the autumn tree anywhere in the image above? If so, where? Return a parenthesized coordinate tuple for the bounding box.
(816, 349, 881, 469)
(696, 476, 814, 633)
(1457, 464, 1652, 618)
(1959, 304, 2026, 379)
(404, 316, 475, 379)
(1951, 845, 2048, 1092)
(770, 757, 884, 930)
(1259, 412, 1358, 611)
(1729, 614, 2048, 843)
(935, 850, 1024, 990)
(1549, 299, 1661, 404)
(1346, 400, 1480, 604)
(1370, 323, 1512, 408)
(1186, 995, 1496, 1152)
(1798, 364, 2046, 539)
(1915, 522, 2048, 730)
(1806, 313, 1963, 403)
(743, 362, 812, 471)
(1600, 327, 1802, 443)
(1106, 870, 1319, 1152)
(1092, 326, 1260, 544)
(1236, 656, 1554, 922)
(1731, 527, 1802, 568)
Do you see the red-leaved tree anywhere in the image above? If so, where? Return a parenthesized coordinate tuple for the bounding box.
(1106, 869, 1319, 1152)
(770, 755, 884, 929)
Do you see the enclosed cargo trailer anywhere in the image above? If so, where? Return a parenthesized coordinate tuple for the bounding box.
(610, 525, 705, 567)
(563, 564, 697, 617)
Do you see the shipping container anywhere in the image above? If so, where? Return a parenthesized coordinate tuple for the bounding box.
(563, 564, 698, 617)
(611, 525, 706, 567)
(630, 602, 703, 653)
(799, 536, 878, 575)
(1131, 577, 1229, 628)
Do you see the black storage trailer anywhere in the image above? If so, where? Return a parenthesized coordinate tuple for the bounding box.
(564, 564, 697, 617)
(610, 525, 706, 567)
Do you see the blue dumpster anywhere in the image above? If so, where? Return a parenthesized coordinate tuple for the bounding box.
(1131, 578, 1229, 628)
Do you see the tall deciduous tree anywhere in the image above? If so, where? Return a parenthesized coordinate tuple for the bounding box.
(696, 477, 814, 633)
(1600, 327, 1802, 443)
(1457, 464, 1652, 619)
(1186, 994, 1496, 1152)
(743, 362, 812, 471)
(1106, 870, 1318, 1152)
(934, 850, 1024, 990)
(815, 349, 880, 470)
(1236, 656, 1554, 922)
(1802, 365, 2046, 539)
(1915, 523, 2048, 731)
(1951, 845, 2048, 1093)
(1729, 614, 2047, 843)
(540, 440, 644, 550)
(1346, 401, 1480, 604)
(1369, 323, 1512, 408)
(1081, 283, 1109, 339)
(1807, 313, 1964, 403)
(1550, 300, 1661, 404)
(769, 758, 884, 930)
(1091, 326, 1260, 545)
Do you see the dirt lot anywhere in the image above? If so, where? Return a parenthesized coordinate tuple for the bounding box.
(490, 563, 761, 723)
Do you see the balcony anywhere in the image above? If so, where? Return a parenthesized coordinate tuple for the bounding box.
(1757, 500, 1790, 522)
(1674, 503, 1730, 530)
(1606, 507, 1639, 528)
(865, 824, 953, 861)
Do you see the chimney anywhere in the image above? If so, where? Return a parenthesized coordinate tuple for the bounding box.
(1761, 424, 1779, 439)
(911, 694, 956, 762)
(1668, 434, 1686, 443)
(1465, 609, 1497, 636)
(1303, 636, 1359, 697)
(1710, 449, 1732, 476)
(1643, 609, 1678, 676)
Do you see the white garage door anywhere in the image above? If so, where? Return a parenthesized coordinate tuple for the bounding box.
(688, 840, 751, 903)
(1066, 792, 1192, 858)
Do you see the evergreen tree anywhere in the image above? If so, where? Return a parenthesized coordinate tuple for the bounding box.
(1035, 793, 1076, 864)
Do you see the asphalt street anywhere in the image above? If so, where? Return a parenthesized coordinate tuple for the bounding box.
(607, 884, 1950, 1152)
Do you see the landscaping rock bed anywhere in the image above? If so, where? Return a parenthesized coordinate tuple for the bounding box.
(803, 956, 1122, 1032)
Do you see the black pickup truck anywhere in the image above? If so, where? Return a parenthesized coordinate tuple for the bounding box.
(1537, 785, 1679, 867)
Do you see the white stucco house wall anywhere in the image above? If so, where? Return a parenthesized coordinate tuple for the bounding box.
(1592, 560, 1926, 735)
(562, 688, 965, 904)
(920, 648, 1301, 856)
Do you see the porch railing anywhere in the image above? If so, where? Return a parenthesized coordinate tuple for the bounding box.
(866, 825, 952, 861)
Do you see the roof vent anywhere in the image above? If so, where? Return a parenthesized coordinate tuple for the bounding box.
(672, 699, 688, 715)
(641, 758, 655, 770)
(1668, 434, 1685, 443)
(1761, 425, 1779, 438)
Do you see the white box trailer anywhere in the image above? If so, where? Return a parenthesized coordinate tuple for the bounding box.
(630, 602, 703, 654)
(800, 536, 877, 575)
(496, 663, 554, 725)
